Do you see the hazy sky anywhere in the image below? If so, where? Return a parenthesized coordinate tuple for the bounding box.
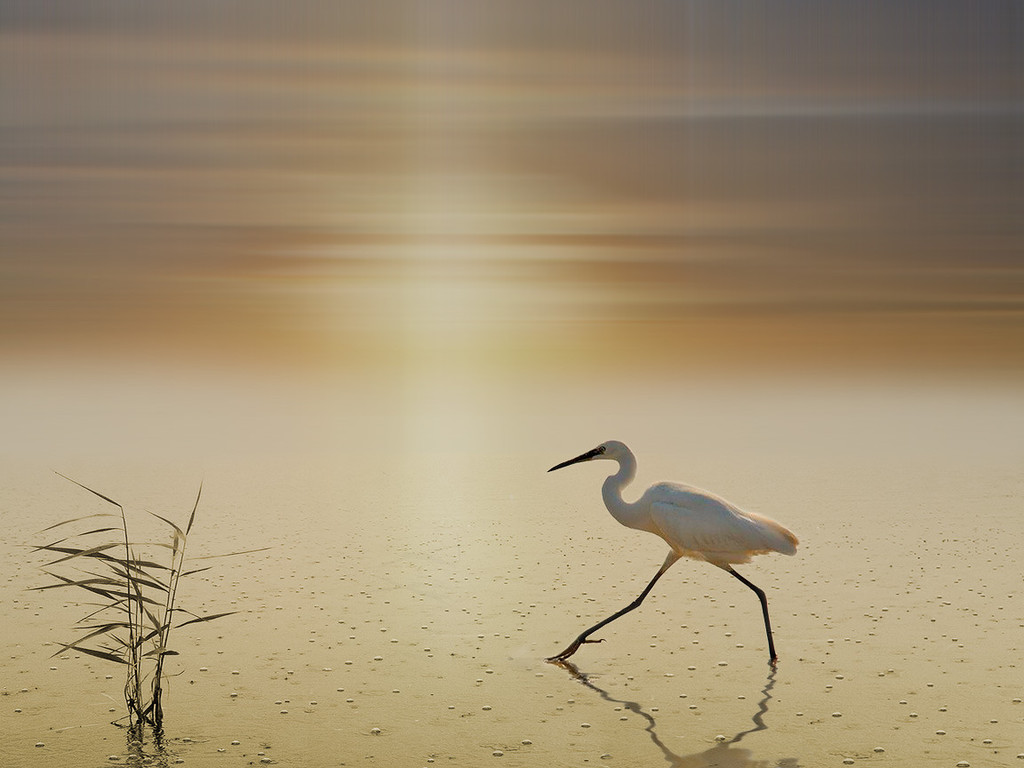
(2, 1, 1022, 379)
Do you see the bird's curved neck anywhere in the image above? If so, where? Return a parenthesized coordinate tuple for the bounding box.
(601, 451, 649, 531)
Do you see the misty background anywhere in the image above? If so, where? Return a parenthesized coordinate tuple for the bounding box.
(1, 1, 1021, 459)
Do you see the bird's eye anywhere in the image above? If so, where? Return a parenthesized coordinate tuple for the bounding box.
(597, 445, 606, 454)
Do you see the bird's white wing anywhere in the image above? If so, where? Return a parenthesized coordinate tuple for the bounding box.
(645, 482, 798, 567)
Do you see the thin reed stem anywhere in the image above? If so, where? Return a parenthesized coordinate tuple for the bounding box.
(35, 476, 247, 732)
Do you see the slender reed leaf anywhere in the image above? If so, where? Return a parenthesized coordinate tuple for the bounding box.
(102, 565, 170, 594)
(31, 573, 118, 590)
(50, 622, 129, 651)
(54, 473, 124, 509)
(36, 543, 170, 571)
(37, 512, 118, 534)
(52, 643, 127, 665)
(178, 566, 212, 577)
(43, 542, 123, 565)
(175, 611, 237, 628)
(185, 483, 202, 536)
(78, 600, 130, 624)
(143, 648, 180, 658)
(147, 510, 185, 539)
(76, 527, 125, 538)
(191, 547, 270, 560)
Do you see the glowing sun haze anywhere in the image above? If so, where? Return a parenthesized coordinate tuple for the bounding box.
(2, 1, 1022, 383)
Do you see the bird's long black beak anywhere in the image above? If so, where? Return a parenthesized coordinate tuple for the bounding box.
(548, 446, 605, 472)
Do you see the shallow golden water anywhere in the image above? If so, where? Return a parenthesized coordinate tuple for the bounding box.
(2, 383, 1022, 767)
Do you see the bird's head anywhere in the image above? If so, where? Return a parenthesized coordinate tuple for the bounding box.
(548, 440, 629, 472)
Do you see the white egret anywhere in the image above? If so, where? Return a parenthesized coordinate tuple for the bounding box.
(547, 441, 798, 666)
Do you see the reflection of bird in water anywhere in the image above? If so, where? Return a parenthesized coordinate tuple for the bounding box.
(547, 441, 798, 666)
(555, 661, 796, 768)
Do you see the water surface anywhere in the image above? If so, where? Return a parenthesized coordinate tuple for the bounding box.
(3, 382, 1022, 767)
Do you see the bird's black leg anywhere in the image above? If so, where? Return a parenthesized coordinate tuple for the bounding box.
(728, 568, 778, 666)
(547, 554, 678, 663)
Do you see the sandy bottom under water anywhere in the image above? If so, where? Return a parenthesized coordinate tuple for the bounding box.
(2, 424, 1022, 767)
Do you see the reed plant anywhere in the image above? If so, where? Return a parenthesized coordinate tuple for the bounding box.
(33, 475, 250, 731)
